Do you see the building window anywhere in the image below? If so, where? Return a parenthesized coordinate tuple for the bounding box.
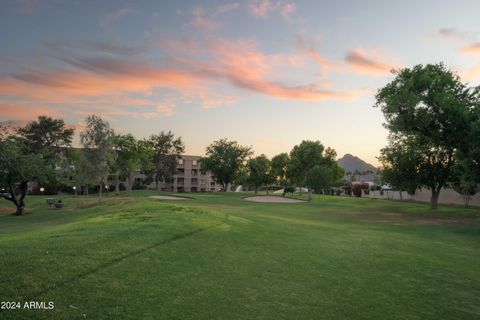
(178, 159, 184, 165)
(200, 179, 206, 185)
(192, 160, 197, 166)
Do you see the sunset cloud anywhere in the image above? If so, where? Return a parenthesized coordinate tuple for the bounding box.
(280, 3, 296, 20)
(0, 102, 56, 120)
(248, 0, 295, 21)
(295, 34, 341, 77)
(249, 0, 273, 17)
(0, 32, 363, 124)
(461, 42, 480, 55)
(345, 49, 396, 75)
(459, 63, 480, 81)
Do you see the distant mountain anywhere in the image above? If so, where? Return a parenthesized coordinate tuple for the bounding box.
(337, 154, 378, 174)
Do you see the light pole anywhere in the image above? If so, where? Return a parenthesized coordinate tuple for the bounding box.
(40, 187, 45, 193)
(73, 186, 77, 197)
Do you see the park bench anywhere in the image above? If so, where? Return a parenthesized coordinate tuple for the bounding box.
(46, 198, 64, 209)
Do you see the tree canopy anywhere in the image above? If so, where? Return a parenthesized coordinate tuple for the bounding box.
(149, 131, 184, 190)
(80, 115, 115, 202)
(113, 134, 153, 196)
(286, 140, 344, 199)
(201, 139, 252, 191)
(247, 154, 275, 193)
(375, 63, 480, 209)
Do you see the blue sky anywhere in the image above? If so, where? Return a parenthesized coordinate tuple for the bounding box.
(1, 0, 480, 165)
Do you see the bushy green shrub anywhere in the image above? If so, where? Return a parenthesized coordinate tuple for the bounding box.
(283, 186, 295, 196)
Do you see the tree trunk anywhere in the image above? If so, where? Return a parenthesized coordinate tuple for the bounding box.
(98, 181, 103, 203)
(156, 177, 160, 191)
(127, 172, 134, 196)
(399, 190, 403, 201)
(307, 189, 312, 201)
(430, 188, 440, 209)
(8, 182, 27, 216)
(115, 173, 120, 195)
(255, 186, 258, 194)
(464, 192, 470, 208)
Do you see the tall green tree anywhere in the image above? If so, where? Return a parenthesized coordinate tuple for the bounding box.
(80, 115, 115, 203)
(201, 139, 252, 191)
(271, 152, 289, 186)
(379, 139, 420, 200)
(149, 131, 184, 190)
(0, 137, 46, 215)
(375, 63, 480, 209)
(113, 134, 153, 196)
(17, 115, 75, 188)
(247, 154, 275, 194)
(286, 140, 344, 200)
(17, 115, 74, 156)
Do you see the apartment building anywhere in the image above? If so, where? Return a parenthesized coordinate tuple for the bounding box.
(156, 155, 222, 192)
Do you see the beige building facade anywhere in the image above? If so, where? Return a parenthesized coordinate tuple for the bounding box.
(154, 155, 222, 192)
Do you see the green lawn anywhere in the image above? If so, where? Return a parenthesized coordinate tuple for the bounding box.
(1, 191, 479, 319)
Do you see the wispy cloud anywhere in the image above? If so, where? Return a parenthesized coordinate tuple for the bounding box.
(248, 0, 296, 21)
(345, 49, 396, 75)
(190, 3, 240, 31)
(459, 63, 480, 81)
(99, 8, 133, 31)
(461, 42, 480, 55)
(0, 102, 56, 120)
(280, 2, 296, 20)
(295, 34, 341, 77)
(249, 0, 273, 17)
(437, 28, 477, 42)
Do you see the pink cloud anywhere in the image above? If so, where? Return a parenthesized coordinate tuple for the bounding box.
(0, 102, 56, 120)
(249, 0, 273, 17)
(295, 34, 341, 77)
(460, 63, 480, 81)
(191, 16, 217, 31)
(0, 34, 366, 126)
(345, 49, 396, 75)
(461, 42, 480, 54)
(280, 3, 296, 20)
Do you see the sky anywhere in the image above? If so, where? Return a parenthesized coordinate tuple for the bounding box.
(1, 0, 480, 166)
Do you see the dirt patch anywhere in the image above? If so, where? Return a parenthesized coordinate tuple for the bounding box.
(244, 196, 305, 203)
(149, 195, 190, 200)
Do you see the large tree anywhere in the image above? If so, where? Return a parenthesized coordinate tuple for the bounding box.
(286, 140, 344, 200)
(113, 134, 153, 196)
(0, 137, 46, 215)
(247, 154, 275, 194)
(0, 117, 74, 214)
(379, 139, 420, 200)
(201, 139, 252, 191)
(17, 115, 75, 188)
(149, 131, 184, 190)
(271, 152, 289, 186)
(17, 115, 74, 156)
(375, 63, 480, 209)
(80, 115, 115, 203)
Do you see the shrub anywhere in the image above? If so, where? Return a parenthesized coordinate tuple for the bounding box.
(132, 180, 146, 190)
(283, 186, 295, 196)
(352, 184, 363, 197)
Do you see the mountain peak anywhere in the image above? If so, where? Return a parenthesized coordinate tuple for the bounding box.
(338, 154, 377, 174)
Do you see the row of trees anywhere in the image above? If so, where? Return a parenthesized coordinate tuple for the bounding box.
(0, 115, 185, 214)
(201, 139, 344, 200)
(1, 113, 345, 214)
(376, 63, 480, 208)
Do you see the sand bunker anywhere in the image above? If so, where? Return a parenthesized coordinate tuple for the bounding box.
(244, 196, 305, 203)
(149, 195, 189, 200)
